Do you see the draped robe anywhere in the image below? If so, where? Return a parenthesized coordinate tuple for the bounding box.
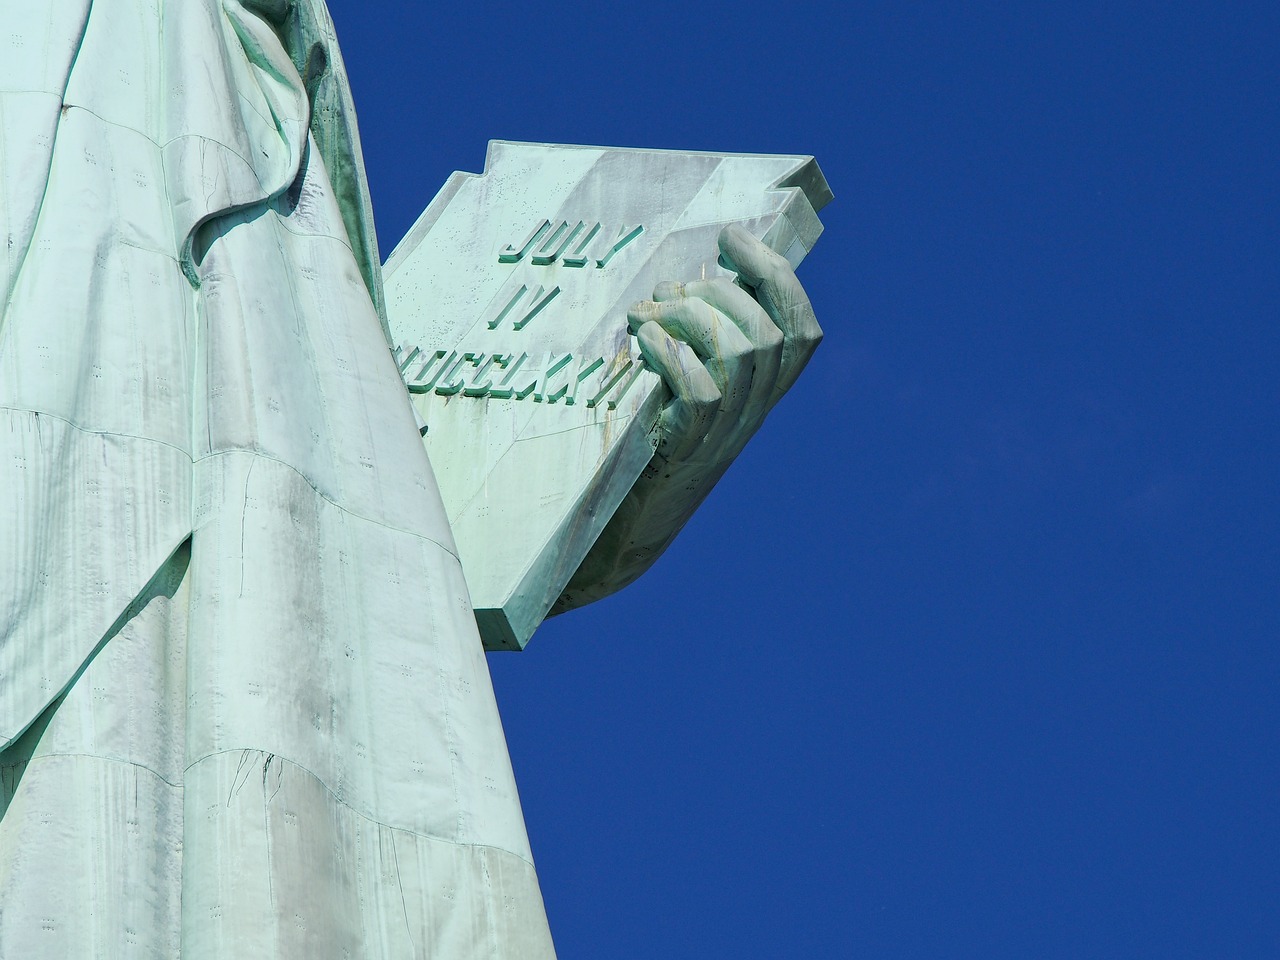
(0, 1, 557, 955)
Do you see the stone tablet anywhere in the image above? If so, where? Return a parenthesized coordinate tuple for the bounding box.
(384, 141, 831, 650)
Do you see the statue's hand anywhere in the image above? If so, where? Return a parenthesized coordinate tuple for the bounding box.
(630, 223, 823, 470)
(553, 224, 822, 613)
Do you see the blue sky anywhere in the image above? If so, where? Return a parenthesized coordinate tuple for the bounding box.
(326, 2, 1278, 956)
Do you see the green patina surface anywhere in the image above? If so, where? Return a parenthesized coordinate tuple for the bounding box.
(0, 2, 827, 954)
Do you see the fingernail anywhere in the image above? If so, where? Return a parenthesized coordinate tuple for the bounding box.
(626, 300, 656, 332)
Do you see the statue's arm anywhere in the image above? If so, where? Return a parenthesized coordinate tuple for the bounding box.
(381, 144, 827, 649)
(553, 224, 823, 613)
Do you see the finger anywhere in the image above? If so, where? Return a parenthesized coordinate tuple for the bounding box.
(654, 278, 781, 416)
(628, 297, 753, 415)
(633, 320, 721, 462)
(718, 224, 823, 402)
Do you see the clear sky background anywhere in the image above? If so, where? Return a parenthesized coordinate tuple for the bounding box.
(325, 2, 1277, 957)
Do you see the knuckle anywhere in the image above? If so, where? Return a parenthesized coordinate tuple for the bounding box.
(759, 325, 784, 351)
(760, 249, 792, 281)
(720, 327, 754, 360)
(684, 295, 714, 316)
(796, 322, 824, 350)
(726, 345, 754, 369)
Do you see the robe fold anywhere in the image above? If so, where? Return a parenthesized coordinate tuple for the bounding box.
(0, 1, 557, 955)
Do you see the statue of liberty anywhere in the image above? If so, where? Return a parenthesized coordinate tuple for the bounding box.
(0, 1, 822, 955)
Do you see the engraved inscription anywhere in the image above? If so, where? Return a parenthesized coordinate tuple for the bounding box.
(532, 221, 581, 265)
(487, 284, 562, 331)
(562, 222, 602, 267)
(397, 345, 649, 410)
(497, 221, 644, 268)
(497, 220, 550, 264)
(594, 225, 645, 269)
